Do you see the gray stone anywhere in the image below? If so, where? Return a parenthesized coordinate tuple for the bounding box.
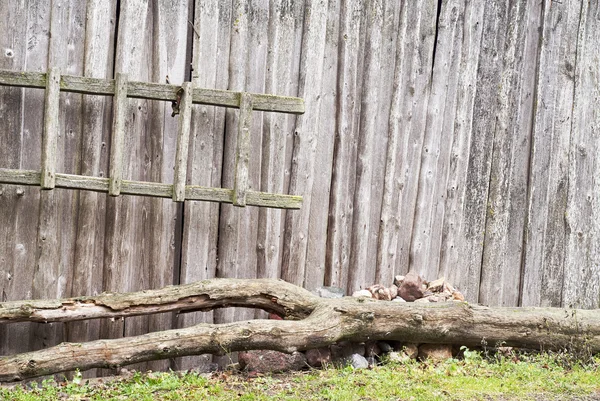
(313, 286, 345, 298)
(347, 354, 369, 369)
(392, 296, 407, 302)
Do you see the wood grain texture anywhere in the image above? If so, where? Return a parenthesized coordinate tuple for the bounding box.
(0, 70, 304, 114)
(562, 1, 600, 309)
(435, 1, 486, 301)
(108, 72, 128, 196)
(172, 82, 193, 202)
(281, 0, 329, 287)
(325, 0, 364, 290)
(233, 93, 253, 206)
(521, 1, 581, 308)
(376, 0, 436, 284)
(257, 0, 304, 288)
(479, 0, 541, 307)
(40, 67, 60, 189)
(347, 0, 384, 293)
(176, 0, 232, 370)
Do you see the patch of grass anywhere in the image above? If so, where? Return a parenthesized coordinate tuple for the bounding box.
(1, 351, 599, 401)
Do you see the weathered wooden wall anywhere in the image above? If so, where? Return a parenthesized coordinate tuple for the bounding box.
(1, 0, 599, 367)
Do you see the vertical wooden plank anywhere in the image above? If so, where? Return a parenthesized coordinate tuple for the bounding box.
(325, 0, 364, 289)
(376, 0, 436, 285)
(176, 0, 231, 371)
(562, 1, 600, 309)
(0, 0, 30, 357)
(101, 0, 150, 356)
(347, 0, 384, 292)
(478, 0, 542, 307)
(233, 92, 253, 206)
(146, 0, 192, 373)
(108, 72, 128, 196)
(435, 1, 485, 300)
(366, 0, 399, 286)
(434, 1, 499, 302)
(40, 67, 60, 189)
(521, 0, 580, 307)
(173, 82, 193, 202)
(281, 0, 329, 287)
(101, 0, 190, 373)
(408, 0, 467, 282)
(67, 0, 116, 379)
(216, 0, 267, 330)
(304, 0, 339, 292)
(30, 0, 88, 371)
(256, 0, 304, 285)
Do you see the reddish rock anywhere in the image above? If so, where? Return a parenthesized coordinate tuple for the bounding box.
(238, 350, 306, 373)
(418, 344, 453, 361)
(398, 271, 424, 301)
(393, 275, 405, 287)
(305, 347, 332, 367)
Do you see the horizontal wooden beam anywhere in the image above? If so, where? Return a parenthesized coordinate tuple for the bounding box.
(0, 168, 302, 209)
(0, 69, 304, 114)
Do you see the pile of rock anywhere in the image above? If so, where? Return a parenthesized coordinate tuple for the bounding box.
(235, 272, 465, 374)
(352, 271, 465, 303)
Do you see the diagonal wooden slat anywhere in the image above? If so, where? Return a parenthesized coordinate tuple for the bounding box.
(0, 69, 304, 114)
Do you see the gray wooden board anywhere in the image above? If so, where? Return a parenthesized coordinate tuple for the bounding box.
(521, 0, 580, 308)
(0, 0, 30, 357)
(436, 1, 486, 301)
(215, 0, 255, 331)
(281, 0, 329, 288)
(562, 1, 600, 309)
(257, 0, 304, 286)
(177, 0, 232, 371)
(324, 0, 363, 290)
(347, 0, 384, 293)
(366, 0, 399, 288)
(66, 0, 116, 380)
(304, 0, 339, 292)
(479, 0, 542, 307)
(409, 0, 464, 282)
(380, 1, 436, 283)
(2, 0, 52, 359)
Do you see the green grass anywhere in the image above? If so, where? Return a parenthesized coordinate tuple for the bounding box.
(1, 350, 599, 401)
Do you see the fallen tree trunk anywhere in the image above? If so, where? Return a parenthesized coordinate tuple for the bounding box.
(1, 278, 599, 381)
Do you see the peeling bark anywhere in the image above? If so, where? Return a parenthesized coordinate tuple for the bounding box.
(0, 278, 599, 381)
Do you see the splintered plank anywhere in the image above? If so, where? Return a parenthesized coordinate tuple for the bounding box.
(40, 67, 60, 189)
(108, 72, 128, 196)
(172, 82, 193, 202)
(233, 92, 252, 207)
(0, 69, 304, 114)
